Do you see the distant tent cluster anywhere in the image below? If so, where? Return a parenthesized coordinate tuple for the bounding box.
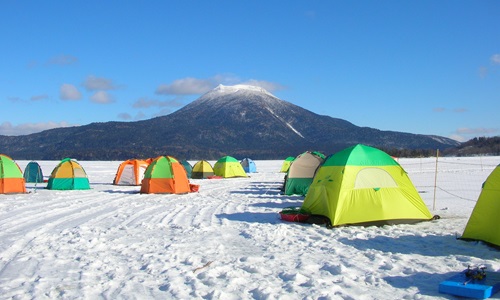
(0, 156, 91, 193)
(0, 152, 259, 196)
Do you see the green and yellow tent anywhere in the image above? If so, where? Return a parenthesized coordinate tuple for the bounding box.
(462, 164, 500, 247)
(191, 160, 214, 179)
(47, 158, 90, 190)
(280, 156, 295, 173)
(302, 144, 433, 227)
(0, 154, 26, 194)
(140, 156, 190, 194)
(214, 156, 248, 178)
(284, 151, 325, 196)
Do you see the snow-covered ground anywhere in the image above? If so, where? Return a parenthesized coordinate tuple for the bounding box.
(1, 157, 499, 299)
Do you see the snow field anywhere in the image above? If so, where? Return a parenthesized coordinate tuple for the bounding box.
(0, 158, 499, 299)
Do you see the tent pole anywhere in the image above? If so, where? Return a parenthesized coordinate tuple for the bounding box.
(433, 149, 439, 210)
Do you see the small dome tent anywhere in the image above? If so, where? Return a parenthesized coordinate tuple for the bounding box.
(181, 160, 193, 178)
(461, 164, 500, 247)
(0, 154, 26, 194)
(301, 144, 433, 227)
(214, 156, 248, 178)
(284, 151, 325, 196)
(191, 160, 214, 179)
(280, 156, 295, 173)
(140, 156, 190, 194)
(47, 158, 90, 190)
(240, 158, 256, 173)
(113, 159, 151, 186)
(23, 161, 44, 183)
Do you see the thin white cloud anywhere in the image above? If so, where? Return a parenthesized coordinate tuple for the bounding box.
(31, 94, 49, 101)
(90, 91, 115, 104)
(60, 84, 82, 101)
(8, 96, 23, 102)
(456, 127, 498, 135)
(156, 75, 285, 95)
(83, 75, 119, 91)
(433, 107, 468, 113)
(134, 111, 147, 120)
(491, 54, 500, 65)
(117, 113, 132, 120)
(132, 97, 183, 109)
(156, 77, 215, 95)
(240, 79, 285, 92)
(0, 121, 77, 136)
(119, 111, 148, 121)
(450, 127, 499, 142)
(47, 54, 78, 66)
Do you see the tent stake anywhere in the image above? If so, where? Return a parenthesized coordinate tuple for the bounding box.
(433, 149, 439, 210)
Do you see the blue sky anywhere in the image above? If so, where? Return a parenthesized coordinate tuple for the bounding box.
(1, 1, 499, 142)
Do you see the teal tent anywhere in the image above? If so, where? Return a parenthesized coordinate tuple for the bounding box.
(181, 160, 193, 178)
(23, 161, 44, 183)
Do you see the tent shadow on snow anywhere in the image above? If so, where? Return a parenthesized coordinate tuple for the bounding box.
(25, 184, 47, 190)
(338, 234, 499, 258)
(228, 182, 284, 195)
(216, 212, 281, 224)
(230, 189, 282, 196)
(102, 189, 139, 195)
(383, 271, 460, 298)
(250, 200, 304, 209)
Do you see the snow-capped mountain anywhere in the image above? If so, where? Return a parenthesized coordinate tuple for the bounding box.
(0, 85, 460, 160)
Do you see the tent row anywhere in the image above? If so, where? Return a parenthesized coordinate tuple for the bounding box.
(0, 156, 89, 193)
(113, 156, 253, 185)
(0, 154, 255, 195)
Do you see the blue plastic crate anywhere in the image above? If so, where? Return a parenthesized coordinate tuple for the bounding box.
(439, 270, 500, 299)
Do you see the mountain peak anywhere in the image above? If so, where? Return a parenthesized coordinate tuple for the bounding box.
(203, 84, 276, 99)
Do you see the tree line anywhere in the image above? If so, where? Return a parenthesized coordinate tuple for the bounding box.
(381, 136, 500, 158)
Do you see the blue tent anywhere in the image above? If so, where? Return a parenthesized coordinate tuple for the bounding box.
(23, 161, 44, 183)
(240, 158, 257, 173)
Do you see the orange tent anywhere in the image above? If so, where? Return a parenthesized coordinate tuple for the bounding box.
(140, 156, 190, 194)
(0, 154, 26, 194)
(113, 159, 152, 186)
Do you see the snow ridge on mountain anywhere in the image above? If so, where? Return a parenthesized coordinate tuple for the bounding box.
(201, 84, 276, 99)
(187, 84, 284, 111)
